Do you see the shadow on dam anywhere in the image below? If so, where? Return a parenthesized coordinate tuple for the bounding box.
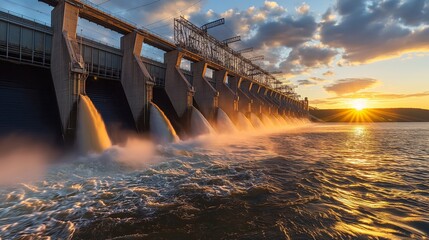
(0, 61, 63, 145)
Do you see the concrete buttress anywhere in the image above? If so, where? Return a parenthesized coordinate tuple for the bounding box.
(164, 51, 194, 119)
(214, 70, 238, 122)
(191, 61, 219, 120)
(50, 0, 86, 142)
(120, 31, 154, 131)
(237, 78, 253, 117)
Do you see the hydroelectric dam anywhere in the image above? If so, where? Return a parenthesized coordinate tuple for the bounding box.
(0, 0, 309, 149)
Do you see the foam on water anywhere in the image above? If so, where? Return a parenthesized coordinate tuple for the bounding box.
(0, 128, 279, 239)
(1, 123, 428, 239)
(149, 102, 179, 143)
(77, 94, 112, 153)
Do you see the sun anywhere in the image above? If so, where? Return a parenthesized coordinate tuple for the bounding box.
(352, 99, 367, 111)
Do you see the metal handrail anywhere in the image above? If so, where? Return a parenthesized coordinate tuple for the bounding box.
(0, 7, 50, 27)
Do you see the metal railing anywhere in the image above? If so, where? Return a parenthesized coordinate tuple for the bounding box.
(0, 18, 52, 67)
(0, 7, 50, 27)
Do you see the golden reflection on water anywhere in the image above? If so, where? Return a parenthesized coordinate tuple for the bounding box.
(328, 124, 426, 239)
(334, 221, 400, 239)
(353, 125, 365, 136)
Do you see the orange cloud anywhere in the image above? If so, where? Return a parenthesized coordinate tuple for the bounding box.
(324, 78, 379, 95)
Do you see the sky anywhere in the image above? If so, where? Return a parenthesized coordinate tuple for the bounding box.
(1, 0, 428, 109)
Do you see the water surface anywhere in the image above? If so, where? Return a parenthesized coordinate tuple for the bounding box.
(0, 123, 428, 239)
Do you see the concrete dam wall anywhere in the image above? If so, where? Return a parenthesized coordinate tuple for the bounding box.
(0, 1, 309, 148)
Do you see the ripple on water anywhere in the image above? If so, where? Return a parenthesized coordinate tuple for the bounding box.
(0, 123, 428, 239)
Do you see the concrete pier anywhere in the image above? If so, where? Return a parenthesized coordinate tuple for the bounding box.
(121, 31, 154, 131)
(214, 70, 239, 121)
(259, 87, 278, 115)
(250, 83, 271, 115)
(191, 61, 218, 120)
(240, 80, 262, 115)
(164, 50, 194, 118)
(237, 78, 253, 117)
(50, 0, 86, 141)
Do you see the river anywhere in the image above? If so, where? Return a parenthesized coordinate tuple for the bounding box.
(0, 123, 428, 239)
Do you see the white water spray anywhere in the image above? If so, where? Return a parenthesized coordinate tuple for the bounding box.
(216, 108, 238, 133)
(270, 115, 281, 126)
(250, 113, 265, 129)
(77, 94, 112, 153)
(150, 102, 180, 143)
(236, 112, 254, 131)
(261, 113, 274, 128)
(276, 115, 288, 125)
(190, 106, 215, 136)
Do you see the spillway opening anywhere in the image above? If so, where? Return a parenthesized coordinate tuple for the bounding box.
(149, 102, 179, 143)
(152, 87, 186, 138)
(236, 112, 254, 131)
(189, 106, 215, 137)
(85, 76, 137, 144)
(77, 94, 112, 153)
(250, 113, 265, 129)
(215, 108, 238, 133)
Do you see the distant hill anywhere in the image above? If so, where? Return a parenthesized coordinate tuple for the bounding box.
(310, 108, 429, 122)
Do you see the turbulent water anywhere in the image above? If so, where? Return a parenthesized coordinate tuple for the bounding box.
(1, 123, 428, 239)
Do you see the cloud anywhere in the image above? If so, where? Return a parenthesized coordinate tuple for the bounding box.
(185, 3, 320, 78)
(295, 76, 327, 87)
(324, 78, 380, 95)
(309, 77, 327, 82)
(288, 45, 338, 68)
(189, 2, 289, 42)
(243, 14, 317, 49)
(296, 79, 317, 86)
(106, 0, 203, 33)
(323, 70, 334, 77)
(395, 0, 429, 26)
(278, 45, 338, 75)
(72, 0, 428, 85)
(320, 0, 429, 64)
(296, 3, 310, 15)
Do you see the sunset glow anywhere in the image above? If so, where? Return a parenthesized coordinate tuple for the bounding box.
(0, 0, 428, 239)
(352, 99, 367, 111)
